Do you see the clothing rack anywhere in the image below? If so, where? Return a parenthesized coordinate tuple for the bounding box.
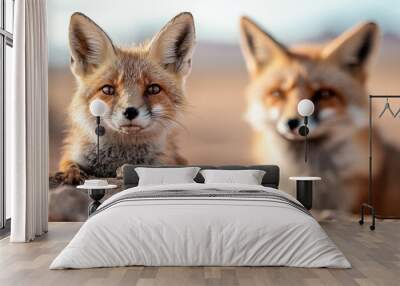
(359, 95, 400, 230)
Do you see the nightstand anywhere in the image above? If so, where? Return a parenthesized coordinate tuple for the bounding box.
(77, 182, 117, 216)
(289, 177, 321, 210)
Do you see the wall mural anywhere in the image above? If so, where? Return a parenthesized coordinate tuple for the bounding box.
(48, 0, 400, 221)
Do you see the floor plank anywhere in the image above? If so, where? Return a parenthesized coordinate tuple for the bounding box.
(0, 218, 399, 286)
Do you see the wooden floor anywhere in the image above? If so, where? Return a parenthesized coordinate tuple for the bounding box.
(0, 218, 399, 286)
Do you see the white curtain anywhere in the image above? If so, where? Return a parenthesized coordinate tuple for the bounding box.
(7, 0, 49, 242)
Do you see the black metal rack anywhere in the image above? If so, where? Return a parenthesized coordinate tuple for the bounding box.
(359, 95, 400, 230)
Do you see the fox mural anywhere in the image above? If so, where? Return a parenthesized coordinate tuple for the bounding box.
(48, 8, 400, 221)
(57, 12, 195, 185)
(239, 17, 400, 214)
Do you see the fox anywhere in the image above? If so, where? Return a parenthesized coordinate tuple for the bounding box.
(239, 17, 400, 214)
(57, 12, 196, 185)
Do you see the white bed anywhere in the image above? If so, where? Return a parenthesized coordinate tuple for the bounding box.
(50, 183, 350, 269)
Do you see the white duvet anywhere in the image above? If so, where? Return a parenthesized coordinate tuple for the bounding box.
(50, 183, 350, 269)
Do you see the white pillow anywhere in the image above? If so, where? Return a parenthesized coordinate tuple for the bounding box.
(200, 169, 266, 185)
(135, 167, 200, 186)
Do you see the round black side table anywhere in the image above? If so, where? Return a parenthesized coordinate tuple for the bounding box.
(77, 184, 117, 216)
(289, 177, 321, 210)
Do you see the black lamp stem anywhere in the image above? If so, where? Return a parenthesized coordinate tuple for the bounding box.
(304, 116, 308, 163)
(94, 116, 106, 177)
(96, 116, 100, 167)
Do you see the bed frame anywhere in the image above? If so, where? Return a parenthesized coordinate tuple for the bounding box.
(122, 165, 280, 190)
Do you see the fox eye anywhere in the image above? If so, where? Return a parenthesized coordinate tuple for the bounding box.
(146, 84, 161, 95)
(314, 88, 335, 100)
(270, 89, 283, 98)
(101, 85, 115, 96)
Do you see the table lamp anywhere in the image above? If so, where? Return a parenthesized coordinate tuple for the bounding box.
(297, 99, 315, 162)
(89, 99, 107, 168)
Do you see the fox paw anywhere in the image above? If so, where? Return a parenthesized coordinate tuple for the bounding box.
(55, 166, 88, 185)
(116, 164, 128, 178)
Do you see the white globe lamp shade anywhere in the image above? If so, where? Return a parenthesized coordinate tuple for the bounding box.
(297, 99, 314, 117)
(89, 99, 107, 117)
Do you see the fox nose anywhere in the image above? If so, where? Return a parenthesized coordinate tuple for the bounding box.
(287, 118, 300, 130)
(123, 107, 139, 120)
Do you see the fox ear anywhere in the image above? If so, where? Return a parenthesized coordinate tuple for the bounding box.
(322, 22, 379, 73)
(149, 12, 196, 78)
(69, 12, 116, 76)
(240, 16, 290, 76)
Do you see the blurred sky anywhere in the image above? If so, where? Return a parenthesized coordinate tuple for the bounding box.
(48, 0, 400, 65)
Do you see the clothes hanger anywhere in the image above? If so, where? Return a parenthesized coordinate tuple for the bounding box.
(378, 97, 396, 118)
